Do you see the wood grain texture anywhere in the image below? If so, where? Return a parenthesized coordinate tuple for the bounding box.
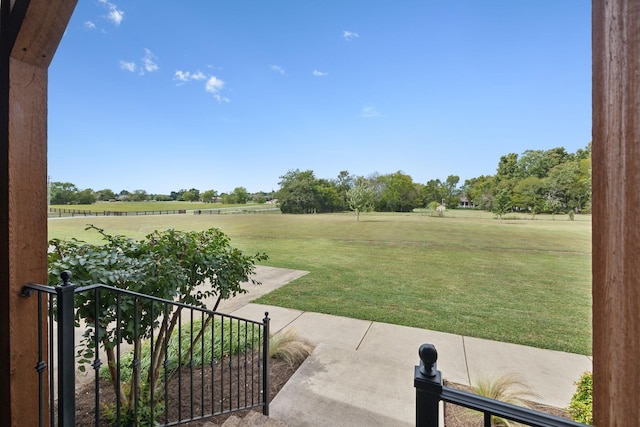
(0, 0, 76, 424)
(592, 0, 640, 424)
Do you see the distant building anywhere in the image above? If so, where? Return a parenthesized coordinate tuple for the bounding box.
(458, 195, 474, 208)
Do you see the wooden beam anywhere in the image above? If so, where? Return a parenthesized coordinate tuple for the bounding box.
(0, 0, 76, 425)
(592, 0, 640, 424)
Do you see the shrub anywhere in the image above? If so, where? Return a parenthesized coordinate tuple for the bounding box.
(568, 371, 592, 425)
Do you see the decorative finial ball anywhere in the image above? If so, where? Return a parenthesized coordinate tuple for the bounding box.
(419, 343, 438, 365)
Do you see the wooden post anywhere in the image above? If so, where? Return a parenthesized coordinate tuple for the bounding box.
(592, 0, 640, 424)
(0, 1, 76, 425)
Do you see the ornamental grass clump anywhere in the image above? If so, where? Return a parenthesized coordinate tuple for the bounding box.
(269, 328, 313, 367)
(461, 373, 539, 427)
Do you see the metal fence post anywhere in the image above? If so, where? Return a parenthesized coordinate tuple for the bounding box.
(414, 343, 442, 427)
(262, 312, 270, 416)
(56, 271, 76, 427)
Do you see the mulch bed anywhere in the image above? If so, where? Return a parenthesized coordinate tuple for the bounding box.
(73, 352, 304, 427)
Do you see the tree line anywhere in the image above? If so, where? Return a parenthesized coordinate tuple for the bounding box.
(276, 143, 592, 217)
(48, 183, 275, 205)
(49, 142, 591, 218)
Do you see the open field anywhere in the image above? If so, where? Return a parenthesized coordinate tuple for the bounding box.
(49, 210, 592, 355)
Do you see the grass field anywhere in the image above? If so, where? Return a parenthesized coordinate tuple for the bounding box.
(48, 210, 592, 355)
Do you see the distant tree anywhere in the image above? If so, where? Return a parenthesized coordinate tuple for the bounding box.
(200, 189, 218, 203)
(346, 178, 375, 221)
(170, 189, 186, 201)
(153, 194, 173, 202)
(128, 189, 149, 202)
(334, 170, 353, 209)
(277, 169, 319, 214)
(314, 179, 343, 212)
(492, 189, 512, 222)
(49, 182, 79, 205)
(181, 190, 199, 202)
(512, 176, 544, 215)
(422, 179, 445, 206)
(231, 187, 249, 204)
(376, 171, 418, 212)
(461, 175, 494, 210)
(495, 153, 521, 183)
(444, 175, 461, 207)
(77, 188, 97, 205)
(96, 188, 116, 201)
(180, 188, 200, 202)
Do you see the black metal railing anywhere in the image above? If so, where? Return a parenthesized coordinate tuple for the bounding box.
(22, 273, 269, 427)
(414, 343, 587, 427)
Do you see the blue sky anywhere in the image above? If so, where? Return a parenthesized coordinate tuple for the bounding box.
(48, 1, 591, 195)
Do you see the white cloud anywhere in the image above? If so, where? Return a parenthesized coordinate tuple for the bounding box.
(174, 70, 208, 84)
(84, 21, 97, 30)
(120, 60, 136, 72)
(176, 70, 230, 103)
(312, 70, 328, 77)
(270, 65, 286, 75)
(343, 30, 360, 41)
(119, 49, 158, 75)
(360, 106, 380, 118)
(142, 48, 159, 73)
(205, 76, 231, 103)
(98, 0, 124, 26)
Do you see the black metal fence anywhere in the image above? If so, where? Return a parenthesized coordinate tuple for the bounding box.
(49, 208, 187, 217)
(22, 274, 269, 427)
(414, 343, 587, 427)
(193, 208, 280, 215)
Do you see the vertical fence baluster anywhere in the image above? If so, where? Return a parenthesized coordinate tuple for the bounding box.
(262, 312, 270, 416)
(236, 319, 241, 409)
(116, 292, 121, 426)
(163, 303, 169, 425)
(48, 293, 55, 427)
(211, 313, 216, 414)
(178, 309, 182, 421)
(149, 300, 155, 425)
(190, 308, 194, 420)
(132, 297, 140, 425)
(200, 310, 205, 418)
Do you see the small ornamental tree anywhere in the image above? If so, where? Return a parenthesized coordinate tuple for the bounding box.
(492, 189, 512, 222)
(48, 225, 267, 424)
(346, 179, 375, 221)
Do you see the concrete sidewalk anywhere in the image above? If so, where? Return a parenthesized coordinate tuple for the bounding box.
(213, 266, 591, 426)
(228, 303, 592, 427)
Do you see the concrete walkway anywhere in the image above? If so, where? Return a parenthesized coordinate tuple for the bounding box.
(220, 266, 593, 427)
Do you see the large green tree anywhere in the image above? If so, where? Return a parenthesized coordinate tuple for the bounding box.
(277, 169, 320, 214)
(376, 171, 419, 212)
(49, 181, 79, 204)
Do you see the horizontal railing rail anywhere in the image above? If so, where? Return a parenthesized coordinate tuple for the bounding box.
(49, 208, 187, 217)
(22, 272, 269, 427)
(414, 343, 587, 427)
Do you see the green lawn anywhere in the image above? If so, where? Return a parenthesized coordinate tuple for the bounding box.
(48, 210, 592, 355)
